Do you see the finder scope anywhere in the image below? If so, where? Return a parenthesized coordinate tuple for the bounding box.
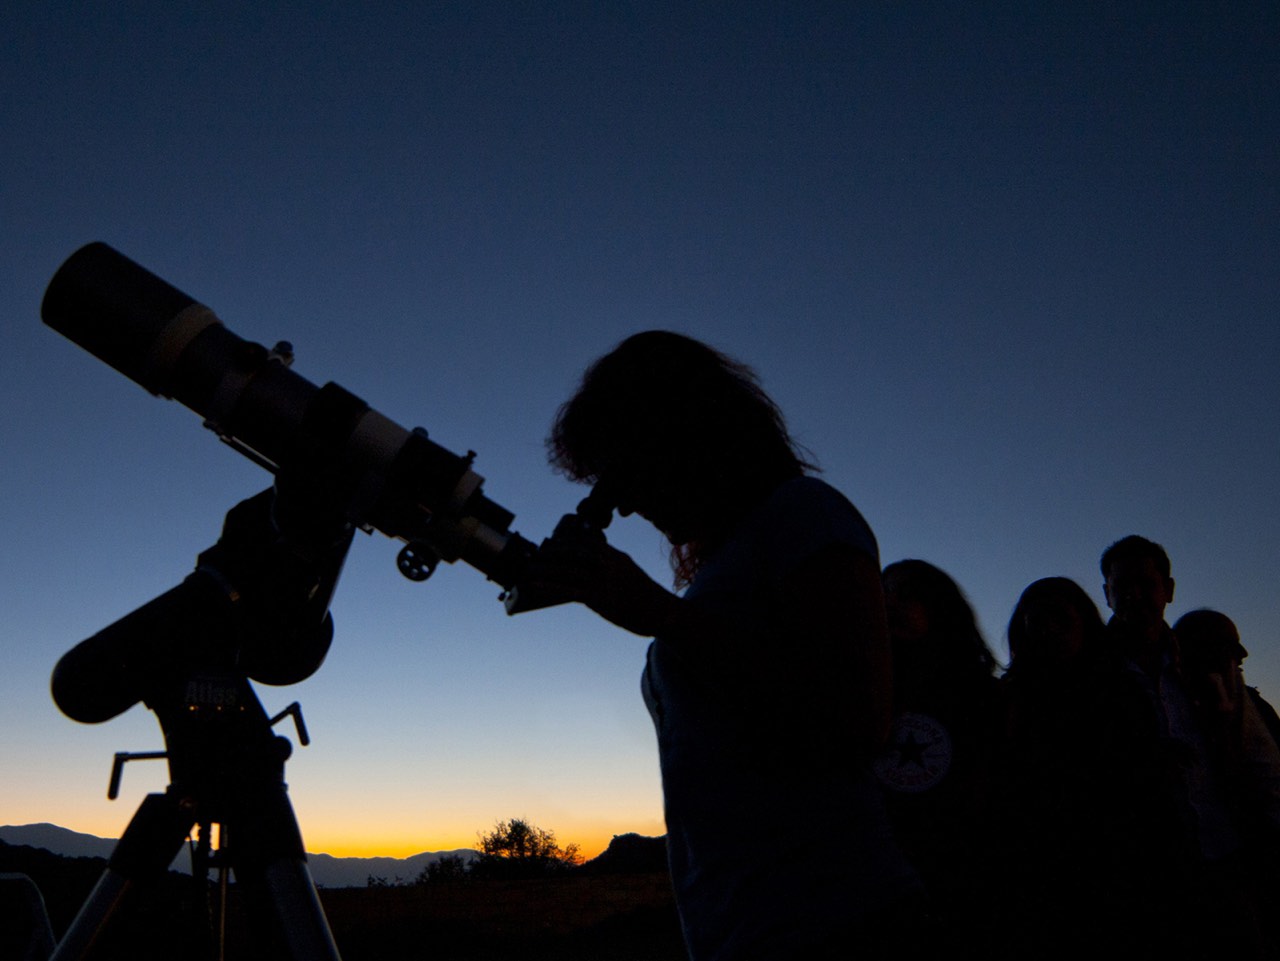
(42, 242, 537, 589)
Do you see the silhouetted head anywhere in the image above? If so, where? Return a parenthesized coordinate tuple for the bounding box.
(1007, 577, 1105, 670)
(1175, 609, 1247, 667)
(549, 331, 812, 584)
(881, 559, 997, 685)
(1100, 534, 1175, 633)
(1100, 534, 1171, 581)
(1174, 608, 1249, 716)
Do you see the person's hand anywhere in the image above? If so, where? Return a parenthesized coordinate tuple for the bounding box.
(512, 516, 681, 636)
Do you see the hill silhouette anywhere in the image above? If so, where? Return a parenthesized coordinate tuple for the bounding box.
(580, 833, 669, 875)
(0, 824, 478, 890)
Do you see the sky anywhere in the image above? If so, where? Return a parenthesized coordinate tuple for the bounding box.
(1, 2, 1277, 860)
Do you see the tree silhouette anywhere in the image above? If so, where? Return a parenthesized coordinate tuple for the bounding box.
(470, 818, 581, 879)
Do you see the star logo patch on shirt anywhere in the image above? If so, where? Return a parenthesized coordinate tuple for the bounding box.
(873, 712, 953, 793)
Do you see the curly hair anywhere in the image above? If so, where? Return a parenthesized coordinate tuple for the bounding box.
(548, 331, 814, 586)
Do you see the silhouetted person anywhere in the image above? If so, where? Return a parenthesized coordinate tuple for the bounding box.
(1101, 536, 1238, 853)
(522, 331, 922, 960)
(1005, 577, 1105, 672)
(873, 559, 1003, 957)
(1101, 535, 1263, 958)
(1176, 608, 1280, 957)
(997, 576, 1170, 958)
(1175, 610, 1280, 809)
(1002, 577, 1110, 768)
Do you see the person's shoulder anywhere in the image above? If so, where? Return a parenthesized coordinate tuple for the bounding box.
(765, 475, 860, 517)
(751, 475, 878, 564)
(1247, 687, 1280, 735)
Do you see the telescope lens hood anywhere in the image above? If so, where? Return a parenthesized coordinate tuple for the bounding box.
(42, 242, 201, 396)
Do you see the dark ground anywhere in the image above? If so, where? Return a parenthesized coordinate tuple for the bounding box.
(323, 874, 684, 961)
(0, 841, 686, 960)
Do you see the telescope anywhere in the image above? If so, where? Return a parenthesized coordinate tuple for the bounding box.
(37, 244, 601, 959)
(43, 243, 604, 729)
(42, 242, 540, 590)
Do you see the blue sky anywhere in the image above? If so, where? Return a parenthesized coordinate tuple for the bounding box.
(2, 2, 1277, 857)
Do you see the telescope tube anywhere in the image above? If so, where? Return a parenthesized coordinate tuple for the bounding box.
(42, 243, 536, 587)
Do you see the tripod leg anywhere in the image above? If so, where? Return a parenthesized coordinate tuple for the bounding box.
(258, 860, 341, 961)
(50, 793, 194, 961)
(230, 787, 341, 961)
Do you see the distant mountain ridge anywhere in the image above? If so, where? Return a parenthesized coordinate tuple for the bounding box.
(0, 824, 115, 861)
(0, 823, 476, 889)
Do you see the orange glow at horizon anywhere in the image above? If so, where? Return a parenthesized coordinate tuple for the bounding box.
(5, 810, 662, 864)
(9, 773, 666, 865)
(303, 817, 667, 862)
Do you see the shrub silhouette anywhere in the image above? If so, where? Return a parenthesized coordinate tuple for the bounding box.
(470, 818, 581, 880)
(416, 853, 471, 885)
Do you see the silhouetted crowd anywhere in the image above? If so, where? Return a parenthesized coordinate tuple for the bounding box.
(534, 333, 1274, 960)
(873, 535, 1280, 960)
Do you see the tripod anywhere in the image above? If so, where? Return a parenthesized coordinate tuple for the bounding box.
(51, 677, 338, 961)
(46, 487, 355, 960)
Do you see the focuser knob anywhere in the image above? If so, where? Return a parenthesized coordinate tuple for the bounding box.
(397, 541, 440, 581)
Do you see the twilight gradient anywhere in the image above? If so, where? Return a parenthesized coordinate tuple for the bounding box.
(1, 3, 1276, 858)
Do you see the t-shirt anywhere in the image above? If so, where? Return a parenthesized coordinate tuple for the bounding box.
(642, 476, 920, 960)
